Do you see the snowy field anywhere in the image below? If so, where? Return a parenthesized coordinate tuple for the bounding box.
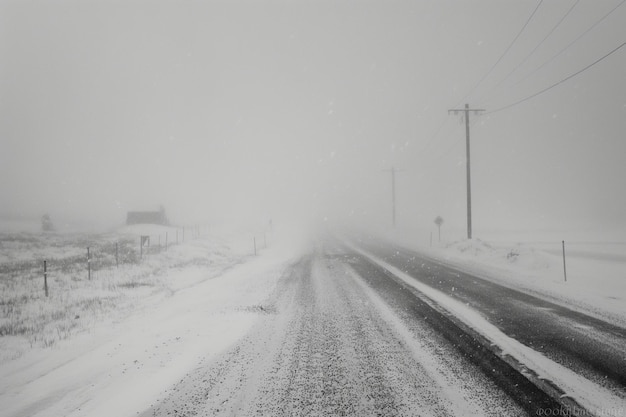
(0, 223, 252, 360)
(0, 221, 303, 417)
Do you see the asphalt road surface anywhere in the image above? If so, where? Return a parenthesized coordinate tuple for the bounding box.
(140, 239, 580, 417)
(354, 235, 626, 398)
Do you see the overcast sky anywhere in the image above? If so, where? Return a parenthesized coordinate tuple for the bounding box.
(1, 0, 625, 237)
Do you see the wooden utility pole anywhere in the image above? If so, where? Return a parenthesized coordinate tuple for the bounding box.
(448, 104, 484, 239)
(562, 240, 567, 282)
(383, 167, 403, 227)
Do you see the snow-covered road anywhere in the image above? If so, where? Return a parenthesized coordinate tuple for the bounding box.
(3, 233, 623, 417)
(141, 241, 540, 416)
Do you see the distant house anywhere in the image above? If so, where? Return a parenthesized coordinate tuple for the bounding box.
(126, 207, 169, 226)
(41, 214, 55, 231)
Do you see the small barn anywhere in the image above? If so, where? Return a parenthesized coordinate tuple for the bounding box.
(126, 207, 169, 226)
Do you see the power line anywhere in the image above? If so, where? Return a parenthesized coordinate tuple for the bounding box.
(486, 0, 580, 97)
(456, 0, 544, 106)
(488, 42, 626, 115)
(515, 0, 626, 86)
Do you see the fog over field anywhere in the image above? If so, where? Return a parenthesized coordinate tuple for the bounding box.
(1, 0, 625, 238)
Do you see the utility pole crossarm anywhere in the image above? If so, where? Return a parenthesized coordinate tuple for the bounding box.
(448, 107, 486, 115)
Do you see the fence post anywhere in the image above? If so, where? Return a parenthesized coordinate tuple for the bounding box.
(562, 240, 567, 282)
(44, 260, 48, 297)
(87, 247, 91, 280)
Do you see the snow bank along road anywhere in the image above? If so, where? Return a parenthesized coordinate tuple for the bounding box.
(140, 238, 607, 417)
(352, 235, 626, 415)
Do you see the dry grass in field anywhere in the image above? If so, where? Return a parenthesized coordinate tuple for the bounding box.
(0, 230, 244, 361)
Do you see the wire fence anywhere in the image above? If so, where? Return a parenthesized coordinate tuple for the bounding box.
(0, 229, 193, 298)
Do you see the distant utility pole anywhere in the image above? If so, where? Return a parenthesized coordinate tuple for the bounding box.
(383, 167, 403, 227)
(448, 103, 485, 239)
